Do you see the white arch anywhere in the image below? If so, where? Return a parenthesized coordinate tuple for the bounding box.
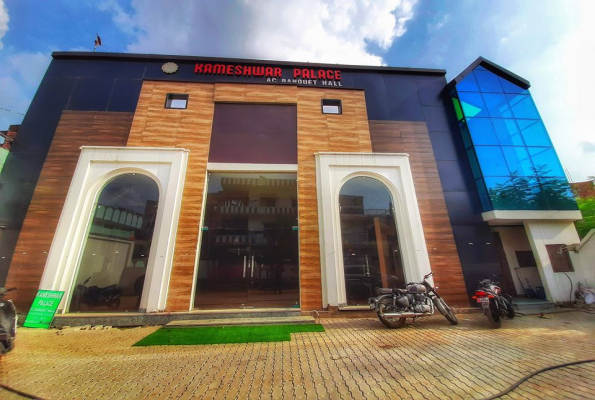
(336, 174, 406, 292)
(40, 146, 189, 313)
(65, 171, 160, 312)
(315, 152, 431, 308)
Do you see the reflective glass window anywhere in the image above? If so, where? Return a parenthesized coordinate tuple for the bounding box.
(492, 119, 524, 146)
(452, 97, 464, 121)
(502, 146, 534, 176)
(498, 77, 528, 94)
(518, 119, 552, 147)
(452, 65, 571, 212)
(538, 178, 578, 210)
(467, 118, 498, 145)
(70, 174, 159, 312)
(485, 176, 540, 210)
(459, 121, 473, 149)
(475, 178, 492, 211)
(458, 92, 489, 118)
(527, 147, 565, 177)
(475, 146, 509, 177)
(194, 172, 300, 309)
(456, 73, 480, 92)
(483, 93, 514, 118)
(339, 177, 405, 305)
(474, 70, 504, 93)
(467, 149, 483, 179)
(165, 93, 188, 109)
(508, 94, 540, 119)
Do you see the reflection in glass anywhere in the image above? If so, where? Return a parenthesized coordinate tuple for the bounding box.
(483, 93, 514, 118)
(70, 174, 159, 312)
(459, 121, 473, 149)
(475, 146, 508, 177)
(509, 94, 540, 119)
(467, 118, 498, 145)
(467, 148, 482, 180)
(528, 147, 565, 177)
(502, 146, 534, 176)
(458, 92, 489, 118)
(498, 77, 527, 94)
(474, 70, 504, 93)
(456, 73, 480, 92)
(518, 119, 552, 147)
(492, 119, 524, 146)
(194, 173, 299, 309)
(453, 64, 576, 212)
(339, 177, 405, 306)
(486, 167, 577, 211)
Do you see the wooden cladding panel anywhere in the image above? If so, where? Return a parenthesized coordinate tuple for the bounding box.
(6, 111, 133, 308)
(214, 83, 298, 104)
(297, 89, 371, 310)
(128, 82, 216, 311)
(369, 120, 468, 306)
(129, 83, 371, 311)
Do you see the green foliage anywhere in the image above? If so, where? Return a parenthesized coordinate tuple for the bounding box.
(133, 324, 325, 346)
(575, 197, 595, 239)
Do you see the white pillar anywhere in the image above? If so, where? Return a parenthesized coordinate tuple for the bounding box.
(524, 220, 582, 302)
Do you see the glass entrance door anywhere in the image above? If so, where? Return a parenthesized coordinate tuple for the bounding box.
(194, 172, 300, 309)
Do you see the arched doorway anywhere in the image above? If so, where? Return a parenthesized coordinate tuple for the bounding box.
(339, 176, 405, 305)
(69, 173, 159, 312)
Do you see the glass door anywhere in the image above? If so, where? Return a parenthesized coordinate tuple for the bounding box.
(194, 172, 300, 309)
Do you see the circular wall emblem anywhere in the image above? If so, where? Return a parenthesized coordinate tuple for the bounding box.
(161, 62, 179, 74)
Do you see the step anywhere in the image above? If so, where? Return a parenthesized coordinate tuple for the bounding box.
(51, 308, 302, 328)
(166, 316, 315, 328)
(512, 300, 556, 311)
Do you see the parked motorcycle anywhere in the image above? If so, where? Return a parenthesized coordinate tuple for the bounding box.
(71, 277, 122, 310)
(368, 272, 458, 329)
(472, 278, 515, 329)
(0, 287, 17, 355)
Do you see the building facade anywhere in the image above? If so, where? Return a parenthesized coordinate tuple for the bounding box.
(0, 52, 587, 314)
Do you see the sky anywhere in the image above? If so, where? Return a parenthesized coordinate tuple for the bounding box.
(0, 0, 593, 181)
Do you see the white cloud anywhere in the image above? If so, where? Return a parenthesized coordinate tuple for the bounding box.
(579, 141, 595, 153)
(0, 0, 9, 50)
(100, 0, 418, 65)
(0, 52, 51, 129)
(427, 13, 450, 33)
(506, 1, 595, 181)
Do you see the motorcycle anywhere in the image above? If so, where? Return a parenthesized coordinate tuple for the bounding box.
(368, 272, 458, 329)
(71, 277, 122, 310)
(472, 278, 515, 329)
(0, 287, 17, 355)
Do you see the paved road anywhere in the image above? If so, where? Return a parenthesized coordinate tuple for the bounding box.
(1, 311, 594, 399)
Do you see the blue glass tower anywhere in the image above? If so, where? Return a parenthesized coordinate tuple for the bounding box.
(450, 61, 577, 211)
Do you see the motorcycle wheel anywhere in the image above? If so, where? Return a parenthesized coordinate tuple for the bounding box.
(377, 298, 406, 329)
(433, 297, 458, 325)
(486, 299, 502, 329)
(502, 297, 516, 319)
(107, 297, 121, 310)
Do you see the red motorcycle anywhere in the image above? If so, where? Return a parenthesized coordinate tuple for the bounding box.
(472, 278, 515, 329)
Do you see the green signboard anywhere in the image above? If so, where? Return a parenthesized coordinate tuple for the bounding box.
(23, 290, 64, 329)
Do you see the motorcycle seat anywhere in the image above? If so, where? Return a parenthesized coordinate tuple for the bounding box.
(376, 288, 392, 294)
(375, 288, 407, 295)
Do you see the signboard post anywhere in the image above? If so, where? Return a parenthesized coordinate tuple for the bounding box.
(23, 290, 64, 329)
